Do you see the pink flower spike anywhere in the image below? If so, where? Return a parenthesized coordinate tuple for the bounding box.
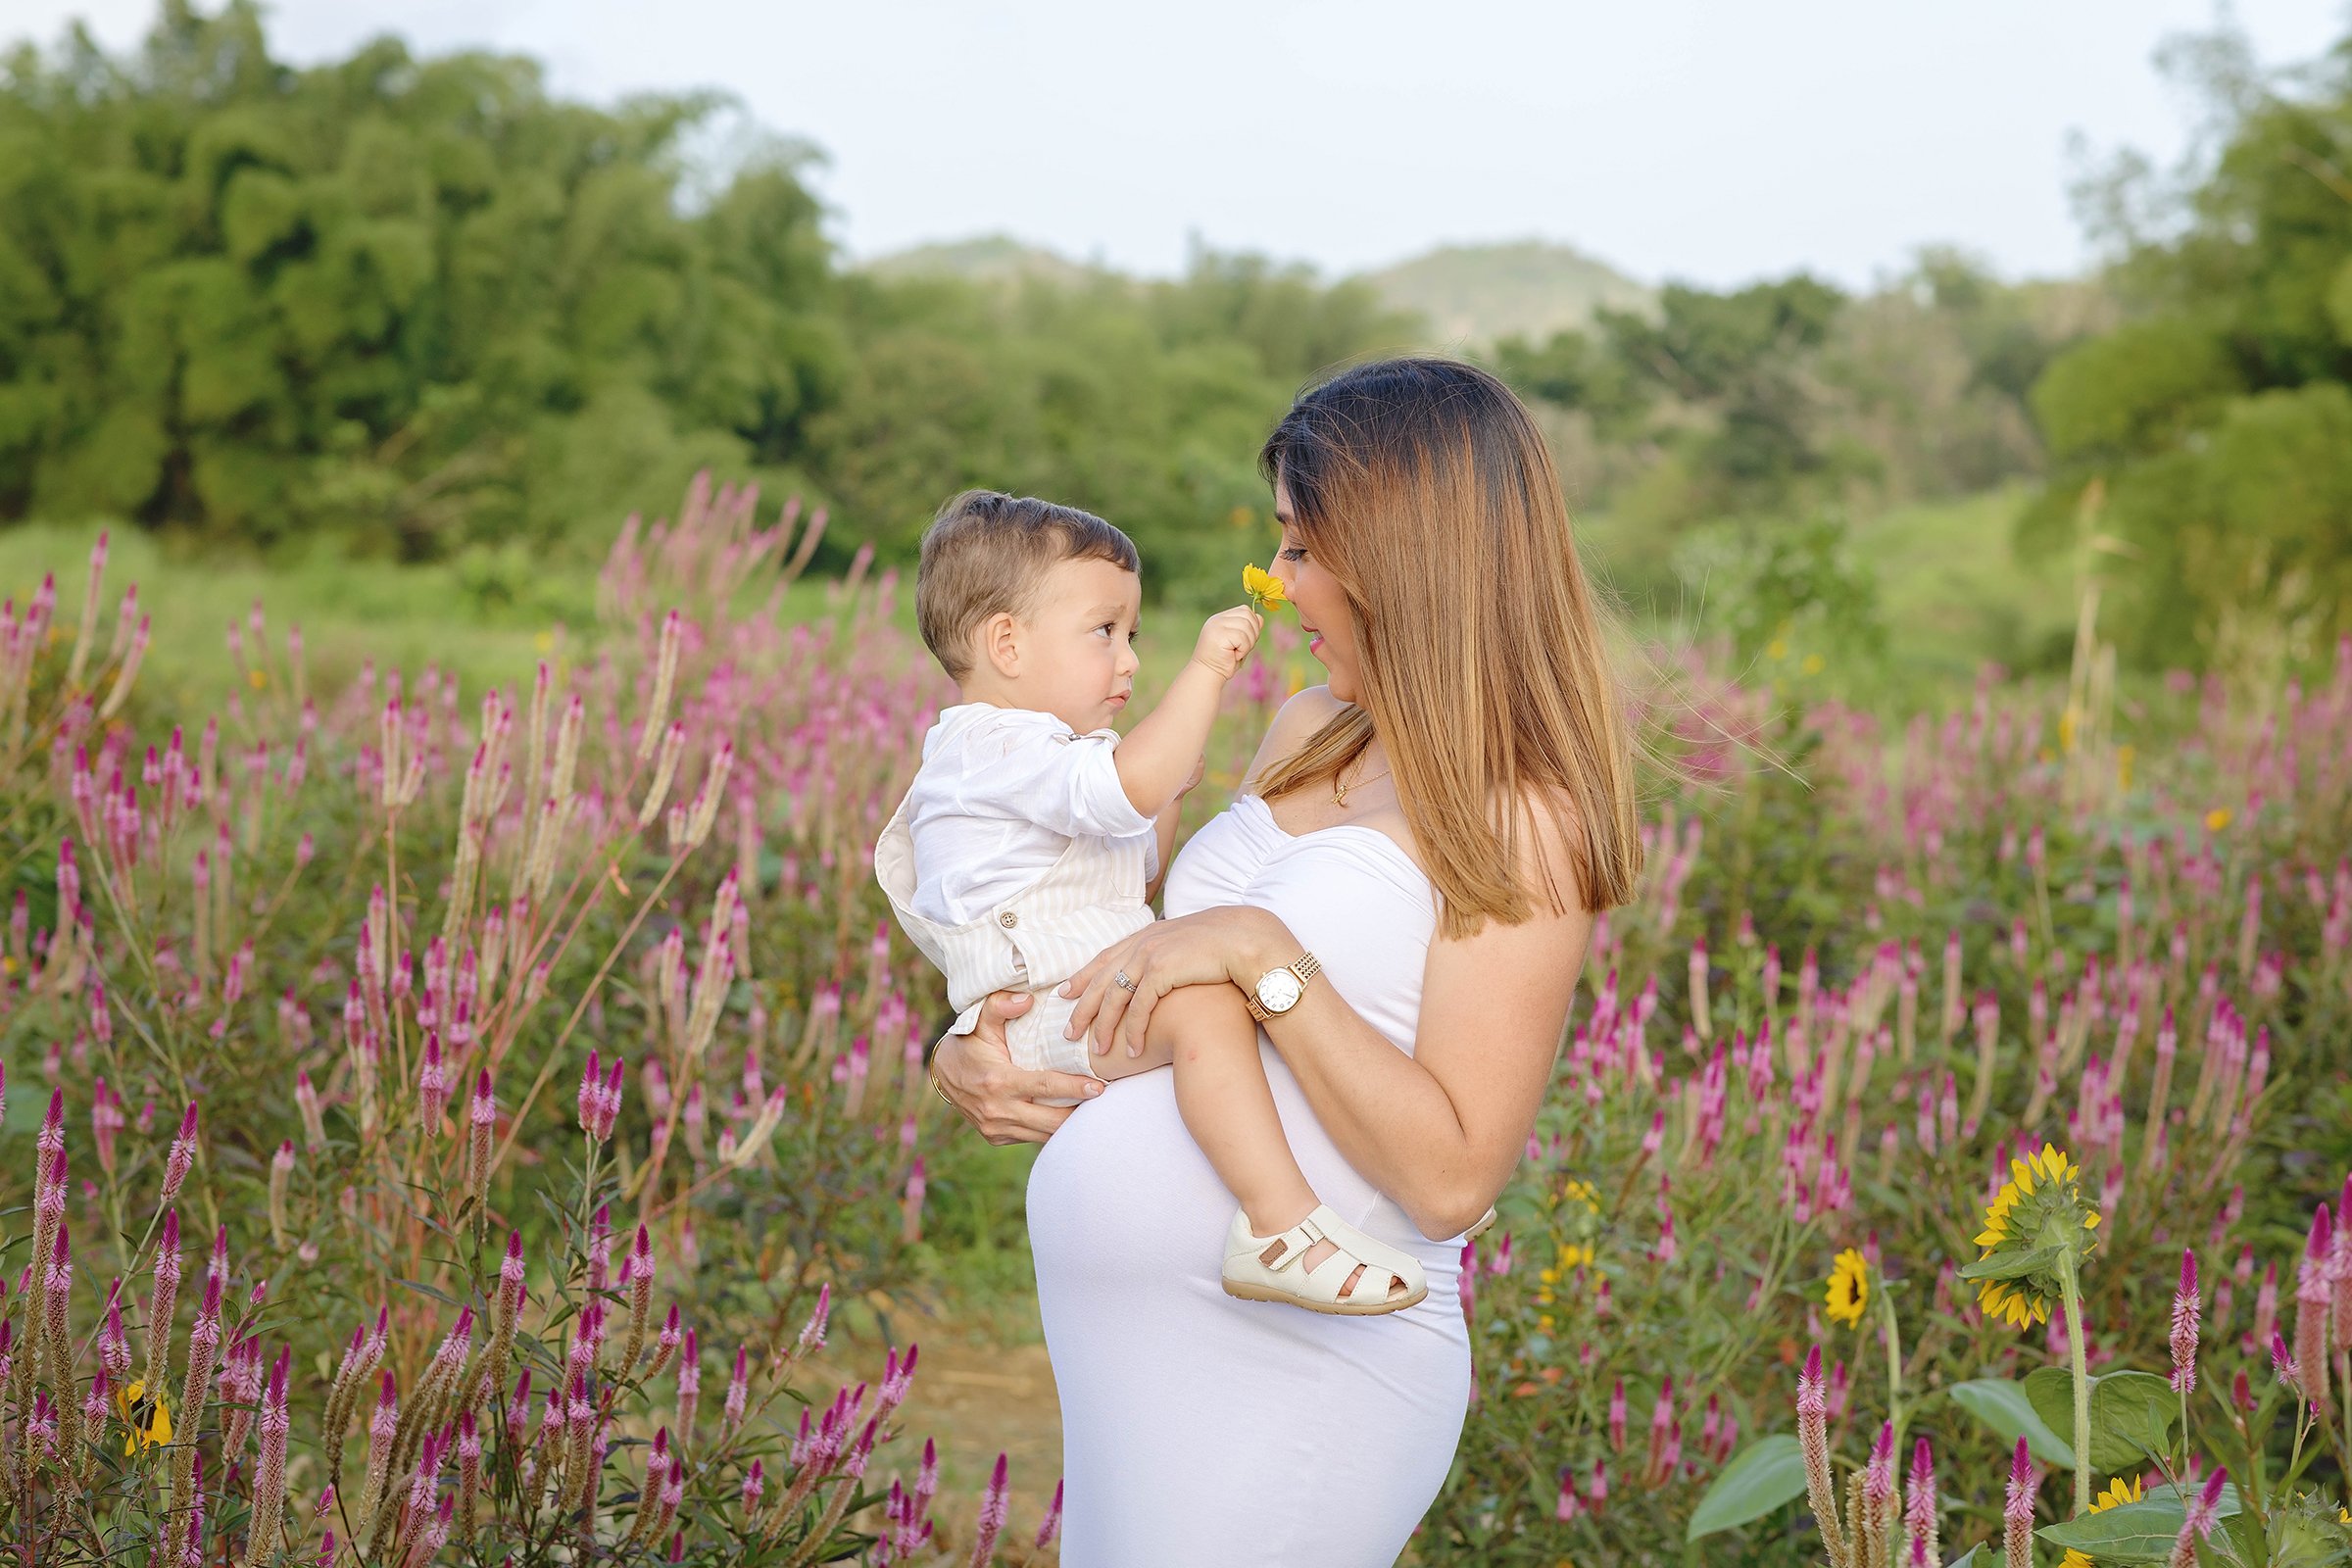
(2170, 1248, 2200, 1394)
(578, 1050, 603, 1140)
(1035, 1478, 1064, 1550)
(965, 1452, 1010, 1568)
(799, 1283, 830, 1351)
(416, 1033, 449, 1126)
(161, 1102, 199, 1203)
(2002, 1437, 2034, 1568)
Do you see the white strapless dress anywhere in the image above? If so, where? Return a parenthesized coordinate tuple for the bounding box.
(1026, 796, 1471, 1566)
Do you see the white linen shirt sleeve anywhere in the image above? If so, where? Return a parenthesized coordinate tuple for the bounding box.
(946, 711, 1155, 840)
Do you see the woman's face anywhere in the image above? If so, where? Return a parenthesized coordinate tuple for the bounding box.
(1270, 478, 1359, 705)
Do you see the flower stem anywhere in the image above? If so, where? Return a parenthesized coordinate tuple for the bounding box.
(2057, 1249, 2091, 1518)
(1882, 1288, 1905, 1452)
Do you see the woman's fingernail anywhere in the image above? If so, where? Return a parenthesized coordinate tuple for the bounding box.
(1056, 982, 1072, 997)
(1083, 1082, 1103, 1098)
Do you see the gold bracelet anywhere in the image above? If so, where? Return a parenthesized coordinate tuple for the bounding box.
(929, 1073, 955, 1109)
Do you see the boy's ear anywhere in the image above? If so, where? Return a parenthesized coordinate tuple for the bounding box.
(979, 612, 1021, 679)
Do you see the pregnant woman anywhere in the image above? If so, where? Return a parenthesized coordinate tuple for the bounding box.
(929, 357, 1642, 1565)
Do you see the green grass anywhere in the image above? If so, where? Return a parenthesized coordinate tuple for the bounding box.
(0, 519, 891, 710)
(1578, 485, 2080, 708)
(1844, 486, 2078, 684)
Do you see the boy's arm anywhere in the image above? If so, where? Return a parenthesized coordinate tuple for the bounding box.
(1143, 756, 1202, 905)
(1115, 607, 1259, 816)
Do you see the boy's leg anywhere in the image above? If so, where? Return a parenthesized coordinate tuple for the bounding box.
(1091, 984, 1407, 1302)
(1149, 984, 1317, 1237)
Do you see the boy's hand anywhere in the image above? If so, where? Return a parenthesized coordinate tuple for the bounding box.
(1189, 606, 1263, 680)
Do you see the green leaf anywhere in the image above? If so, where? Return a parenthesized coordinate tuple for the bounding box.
(1945, 1547, 1982, 1568)
(2023, 1366, 2181, 1474)
(1959, 1246, 2060, 1282)
(2091, 1371, 2180, 1467)
(1948, 1378, 2077, 1467)
(1687, 1435, 1808, 1542)
(2035, 1485, 2242, 1562)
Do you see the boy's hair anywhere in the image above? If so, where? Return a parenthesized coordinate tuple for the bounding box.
(916, 490, 1140, 680)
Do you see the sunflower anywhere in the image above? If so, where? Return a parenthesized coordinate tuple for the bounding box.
(1825, 1248, 1871, 1329)
(115, 1379, 172, 1455)
(1242, 564, 1289, 613)
(1967, 1143, 2101, 1331)
(2059, 1474, 2143, 1568)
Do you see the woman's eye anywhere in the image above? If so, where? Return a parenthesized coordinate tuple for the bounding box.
(1277, 546, 1306, 563)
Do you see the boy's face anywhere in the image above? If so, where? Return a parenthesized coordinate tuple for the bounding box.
(1008, 556, 1143, 733)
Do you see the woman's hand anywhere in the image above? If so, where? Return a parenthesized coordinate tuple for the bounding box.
(931, 992, 1102, 1146)
(1061, 905, 1293, 1059)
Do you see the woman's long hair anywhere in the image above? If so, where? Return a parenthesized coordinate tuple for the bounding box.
(1256, 357, 1642, 935)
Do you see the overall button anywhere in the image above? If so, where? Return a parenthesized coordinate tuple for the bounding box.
(999, 910, 1019, 928)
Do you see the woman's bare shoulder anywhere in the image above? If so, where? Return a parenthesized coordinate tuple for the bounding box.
(1241, 685, 1347, 791)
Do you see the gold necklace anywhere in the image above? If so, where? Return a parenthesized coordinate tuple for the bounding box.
(1334, 760, 1391, 807)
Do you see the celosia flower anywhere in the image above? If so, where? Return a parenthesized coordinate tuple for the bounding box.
(966, 1452, 1010, 1568)
(1903, 1438, 1938, 1568)
(1242, 564, 1289, 613)
(1826, 1248, 1871, 1329)
(1036, 1478, 1065, 1550)
(1969, 1143, 2100, 1330)
(2002, 1439, 2034, 1568)
(2166, 1469, 2227, 1568)
(1797, 1348, 1848, 1568)
(2170, 1249, 2200, 1395)
(2058, 1474, 2143, 1568)
(2292, 1203, 2332, 1415)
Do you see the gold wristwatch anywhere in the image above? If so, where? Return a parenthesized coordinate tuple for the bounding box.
(1246, 953, 1322, 1022)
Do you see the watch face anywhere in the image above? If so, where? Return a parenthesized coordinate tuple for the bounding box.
(1256, 968, 1303, 1014)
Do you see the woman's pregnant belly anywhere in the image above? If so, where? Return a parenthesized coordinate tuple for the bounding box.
(1026, 1047, 1471, 1567)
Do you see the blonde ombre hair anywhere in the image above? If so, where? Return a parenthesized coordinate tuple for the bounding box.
(1256, 357, 1642, 935)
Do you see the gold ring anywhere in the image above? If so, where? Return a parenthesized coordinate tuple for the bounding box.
(1113, 970, 1139, 993)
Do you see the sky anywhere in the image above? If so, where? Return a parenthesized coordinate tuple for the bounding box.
(9, 0, 2350, 289)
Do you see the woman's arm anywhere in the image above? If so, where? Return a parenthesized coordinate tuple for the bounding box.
(1062, 802, 1591, 1238)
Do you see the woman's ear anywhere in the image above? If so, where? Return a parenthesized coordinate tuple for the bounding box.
(980, 612, 1021, 680)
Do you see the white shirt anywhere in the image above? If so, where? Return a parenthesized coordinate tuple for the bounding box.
(904, 704, 1157, 927)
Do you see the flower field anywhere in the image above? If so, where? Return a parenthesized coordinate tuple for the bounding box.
(0, 478, 2346, 1565)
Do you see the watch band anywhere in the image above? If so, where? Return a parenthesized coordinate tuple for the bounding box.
(1245, 953, 1321, 1022)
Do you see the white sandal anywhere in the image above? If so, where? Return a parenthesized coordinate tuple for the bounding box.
(1464, 1206, 1498, 1242)
(1221, 1205, 1429, 1316)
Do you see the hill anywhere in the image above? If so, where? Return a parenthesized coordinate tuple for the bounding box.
(858, 234, 1102, 289)
(861, 235, 1658, 349)
(1357, 240, 1658, 347)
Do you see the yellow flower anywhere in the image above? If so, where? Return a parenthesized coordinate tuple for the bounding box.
(2204, 807, 2232, 833)
(1825, 1248, 1871, 1329)
(116, 1379, 172, 1454)
(1242, 564, 1289, 612)
(1766, 637, 1788, 661)
(247, 667, 268, 690)
(2059, 1474, 2143, 1568)
(1971, 1143, 2101, 1331)
(1800, 654, 1825, 676)
(2117, 746, 2134, 791)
